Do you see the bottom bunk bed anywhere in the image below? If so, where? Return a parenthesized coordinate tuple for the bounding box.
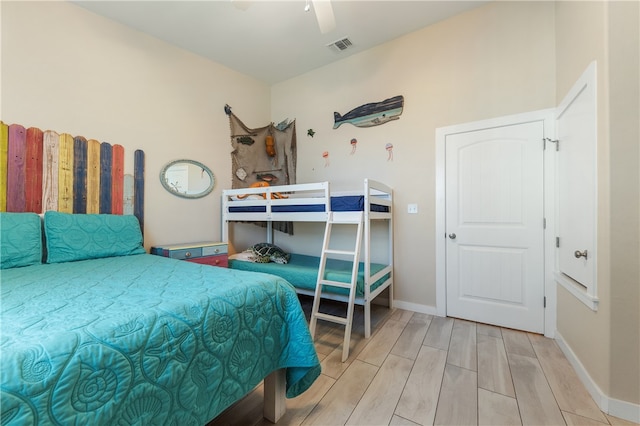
(1, 212, 320, 425)
(229, 252, 392, 337)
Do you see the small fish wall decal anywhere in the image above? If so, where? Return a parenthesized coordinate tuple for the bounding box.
(333, 95, 404, 129)
(236, 136, 255, 145)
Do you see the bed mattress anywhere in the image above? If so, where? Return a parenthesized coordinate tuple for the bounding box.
(229, 253, 389, 296)
(228, 195, 390, 213)
(0, 254, 320, 425)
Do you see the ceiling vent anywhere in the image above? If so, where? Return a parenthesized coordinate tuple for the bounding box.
(327, 37, 353, 53)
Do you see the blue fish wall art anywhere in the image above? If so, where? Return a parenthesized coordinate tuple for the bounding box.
(333, 95, 404, 129)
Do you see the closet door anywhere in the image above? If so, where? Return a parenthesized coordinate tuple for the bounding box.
(445, 120, 545, 333)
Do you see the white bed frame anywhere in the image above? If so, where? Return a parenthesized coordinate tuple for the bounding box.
(222, 179, 394, 338)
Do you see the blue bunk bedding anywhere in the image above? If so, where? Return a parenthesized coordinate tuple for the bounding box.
(228, 195, 390, 213)
(0, 254, 320, 425)
(229, 253, 389, 296)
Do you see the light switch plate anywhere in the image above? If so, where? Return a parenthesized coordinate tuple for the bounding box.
(408, 203, 418, 214)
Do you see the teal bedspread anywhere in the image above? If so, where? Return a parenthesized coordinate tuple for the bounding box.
(0, 254, 320, 425)
(230, 253, 389, 296)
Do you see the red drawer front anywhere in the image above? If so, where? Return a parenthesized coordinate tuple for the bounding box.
(186, 255, 228, 268)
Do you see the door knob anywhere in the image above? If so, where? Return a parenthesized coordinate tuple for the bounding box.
(448, 233, 457, 240)
(574, 250, 588, 259)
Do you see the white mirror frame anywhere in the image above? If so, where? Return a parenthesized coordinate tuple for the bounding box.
(160, 159, 215, 199)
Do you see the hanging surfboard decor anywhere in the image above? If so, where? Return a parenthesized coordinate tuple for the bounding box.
(333, 95, 404, 129)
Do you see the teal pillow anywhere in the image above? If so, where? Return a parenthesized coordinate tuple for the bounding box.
(0, 212, 43, 269)
(45, 211, 145, 263)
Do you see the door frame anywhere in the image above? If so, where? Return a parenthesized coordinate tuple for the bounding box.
(435, 109, 557, 337)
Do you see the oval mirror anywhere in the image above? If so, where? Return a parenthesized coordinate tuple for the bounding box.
(160, 159, 215, 199)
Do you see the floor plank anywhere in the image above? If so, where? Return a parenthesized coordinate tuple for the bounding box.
(476, 322, 503, 338)
(563, 411, 610, 425)
(357, 318, 406, 366)
(508, 352, 565, 425)
(423, 316, 454, 350)
(446, 319, 477, 371)
(302, 359, 379, 425)
(477, 388, 521, 425)
(390, 415, 421, 425)
(346, 354, 414, 425)
(502, 328, 536, 358)
(396, 345, 448, 425)
(434, 364, 478, 426)
(477, 333, 515, 397)
(391, 312, 432, 360)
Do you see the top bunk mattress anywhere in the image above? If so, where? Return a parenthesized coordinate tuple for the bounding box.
(228, 195, 390, 213)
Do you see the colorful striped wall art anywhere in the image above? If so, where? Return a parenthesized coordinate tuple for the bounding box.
(0, 122, 144, 230)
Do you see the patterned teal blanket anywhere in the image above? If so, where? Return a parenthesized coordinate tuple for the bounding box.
(0, 254, 320, 425)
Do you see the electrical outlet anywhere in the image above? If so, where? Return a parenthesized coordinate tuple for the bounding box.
(408, 203, 418, 214)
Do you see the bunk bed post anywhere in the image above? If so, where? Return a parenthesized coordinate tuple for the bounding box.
(266, 221, 273, 244)
(222, 195, 229, 243)
(388, 189, 394, 310)
(364, 179, 372, 338)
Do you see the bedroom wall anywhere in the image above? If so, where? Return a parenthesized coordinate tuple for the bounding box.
(0, 1, 270, 249)
(270, 1, 556, 311)
(554, 0, 612, 401)
(555, 0, 640, 412)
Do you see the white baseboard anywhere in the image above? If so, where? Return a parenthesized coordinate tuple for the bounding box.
(392, 300, 439, 316)
(555, 331, 640, 424)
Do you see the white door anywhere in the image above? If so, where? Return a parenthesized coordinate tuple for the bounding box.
(556, 62, 597, 293)
(445, 121, 545, 333)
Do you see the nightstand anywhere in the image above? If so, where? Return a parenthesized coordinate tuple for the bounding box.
(151, 241, 228, 267)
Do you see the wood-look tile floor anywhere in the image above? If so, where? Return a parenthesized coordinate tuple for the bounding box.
(210, 296, 637, 426)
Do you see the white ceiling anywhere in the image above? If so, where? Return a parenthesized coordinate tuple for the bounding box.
(73, 1, 487, 84)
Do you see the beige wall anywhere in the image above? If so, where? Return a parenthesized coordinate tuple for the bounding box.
(0, 1, 270, 249)
(609, 0, 640, 403)
(555, 0, 640, 408)
(555, 0, 612, 397)
(271, 1, 556, 307)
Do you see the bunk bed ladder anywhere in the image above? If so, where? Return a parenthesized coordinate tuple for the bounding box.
(309, 211, 364, 362)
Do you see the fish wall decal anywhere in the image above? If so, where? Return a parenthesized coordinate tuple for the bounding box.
(333, 95, 404, 129)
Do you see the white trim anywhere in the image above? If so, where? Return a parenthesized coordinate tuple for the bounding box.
(556, 332, 640, 424)
(435, 108, 556, 335)
(393, 300, 438, 316)
(554, 272, 599, 311)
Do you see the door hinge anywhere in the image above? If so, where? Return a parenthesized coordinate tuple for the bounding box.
(544, 296, 547, 308)
(543, 218, 546, 229)
(556, 237, 560, 248)
(544, 137, 559, 151)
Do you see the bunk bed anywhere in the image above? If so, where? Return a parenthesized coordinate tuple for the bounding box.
(221, 179, 394, 343)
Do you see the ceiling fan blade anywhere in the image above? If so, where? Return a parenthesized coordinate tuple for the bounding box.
(312, 0, 336, 34)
